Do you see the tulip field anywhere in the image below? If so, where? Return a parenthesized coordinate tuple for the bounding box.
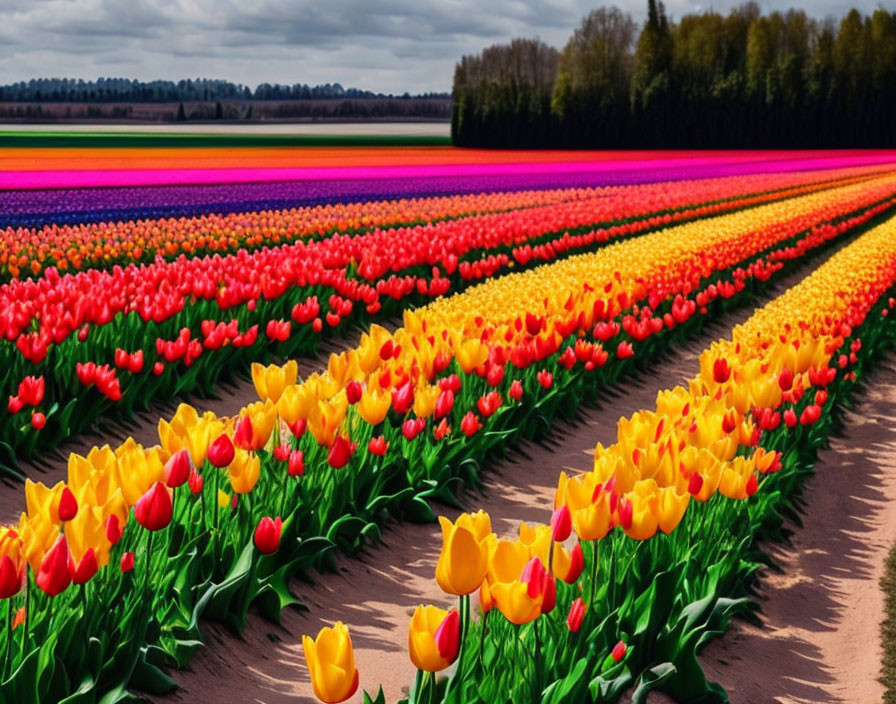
(1, 145, 896, 704)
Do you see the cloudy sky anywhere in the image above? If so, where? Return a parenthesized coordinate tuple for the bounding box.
(0, 0, 882, 94)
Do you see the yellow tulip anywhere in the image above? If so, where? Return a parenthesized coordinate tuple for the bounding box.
(240, 399, 278, 451)
(357, 387, 392, 426)
(412, 384, 441, 419)
(307, 395, 348, 447)
(158, 403, 200, 457)
(408, 605, 459, 672)
(17, 512, 58, 573)
(228, 448, 261, 494)
(113, 443, 164, 507)
(435, 512, 491, 595)
(251, 360, 298, 404)
(489, 579, 543, 625)
(718, 456, 757, 500)
(487, 538, 530, 584)
(454, 338, 488, 374)
(621, 480, 660, 541)
(656, 486, 690, 534)
(24, 479, 65, 523)
(302, 622, 359, 703)
(277, 382, 317, 426)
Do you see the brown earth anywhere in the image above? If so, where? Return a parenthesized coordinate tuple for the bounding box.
(698, 353, 896, 704)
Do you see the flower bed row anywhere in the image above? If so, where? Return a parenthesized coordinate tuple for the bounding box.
(0, 176, 892, 703)
(2, 163, 879, 280)
(3, 157, 888, 230)
(322, 214, 896, 704)
(5, 171, 892, 465)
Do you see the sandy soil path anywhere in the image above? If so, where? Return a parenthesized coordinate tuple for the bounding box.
(698, 353, 896, 704)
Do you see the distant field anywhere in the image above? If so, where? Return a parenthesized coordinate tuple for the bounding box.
(0, 121, 450, 136)
(0, 122, 452, 148)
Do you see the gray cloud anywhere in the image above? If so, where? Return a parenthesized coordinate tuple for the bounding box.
(0, 0, 884, 94)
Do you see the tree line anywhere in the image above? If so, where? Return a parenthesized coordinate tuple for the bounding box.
(0, 77, 448, 103)
(452, 3, 896, 147)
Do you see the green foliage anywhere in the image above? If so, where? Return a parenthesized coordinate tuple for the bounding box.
(452, 2, 896, 148)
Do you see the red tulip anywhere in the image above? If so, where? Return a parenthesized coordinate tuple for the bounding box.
(520, 556, 556, 614)
(368, 436, 388, 456)
(477, 391, 502, 418)
(437, 374, 461, 393)
(36, 535, 73, 597)
(537, 370, 553, 389)
(402, 418, 425, 440)
(17, 376, 45, 406)
(612, 640, 627, 662)
(120, 552, 135, 573)
(72, 548, 98, 585)
(433, 418, 451, 441)
(567, 598, 586, 633)
(254, 516, 283, 554)
(392, 381, 414, 415)
(435, 389, 455, 419)
(460, 411, 482, 437)
(434, 608, 460, 662)
(687, 472, 704, 496)
(152, 361, 165, 376)
(105, 514, 122, 544)
(783, 408, 798, 428)
(0, 554, 24, 599)
(778, 367, 794, 391)
(7, 395, 23, 415)
(559, 542, 585, 584)
(800, 404, 822, 426)
(288, 449, 305, 476)
(616, 341, 634, 360)
(288, 417, 307, 438)
(134, 481, 173, 532)
(208, 433, 236, 467)
(551, 505, 572, 542)
(273, 443, 290, 462)
(188, 469, 204, 494)
(31, 412, 46, 430)
(713, 358, 731, 383)
(163, 448, 192, 488)
(345, 380, 363, 405)
(327, 435, 356, 469)
(509, 379, 523, 401)
(233, 417, 254, 451)
(58, 486, 78, 521)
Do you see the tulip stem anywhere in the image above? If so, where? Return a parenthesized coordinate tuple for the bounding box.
(409, 669, 422, 704)
(3, 598, 11, 679)
(589, 539, 600, 606)
(21, 573, 29, 655)
(532, 618, 542, 702)
(212, 467, 220, 534)
(444, 594, 470, 703)
(477, 610, 488, 666)
(143, 530, 154, 600)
